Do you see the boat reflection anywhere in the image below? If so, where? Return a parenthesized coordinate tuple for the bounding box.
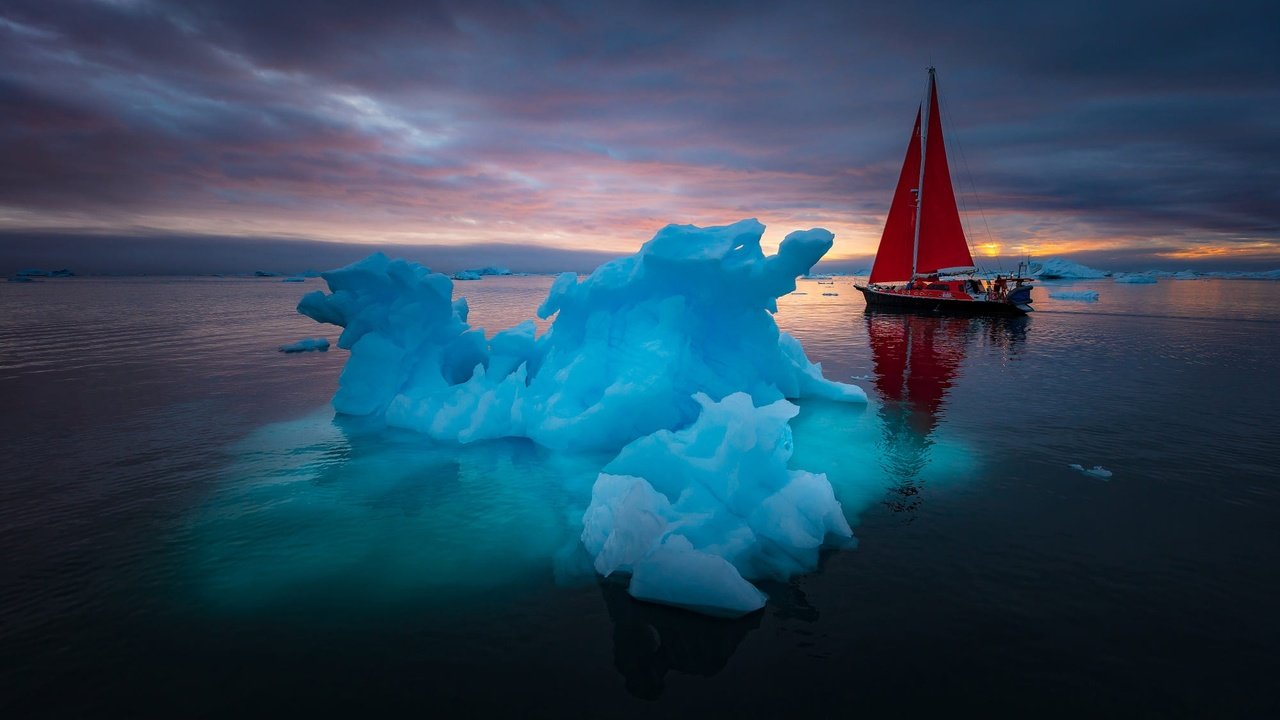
(866, 310, 1026, 514)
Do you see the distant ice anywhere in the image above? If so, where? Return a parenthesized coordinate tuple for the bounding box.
(297, 219, 866, 615)
(1032, 258, 1109, 279)
(454, 266, 512, 281)
(1069, 463, 1113, 479)
(822, 292, 839, 296)
(1114, 273, 1157, 284)
(1049, 290, 1100, 301)
(13, 268, 73, 278)
(282, 276, 307, 283)
(279, 337, 330, 353)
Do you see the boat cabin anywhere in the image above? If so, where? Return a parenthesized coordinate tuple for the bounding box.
(900, 278, 983, 301)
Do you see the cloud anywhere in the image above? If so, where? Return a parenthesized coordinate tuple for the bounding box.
(1, 0, 1277, 266)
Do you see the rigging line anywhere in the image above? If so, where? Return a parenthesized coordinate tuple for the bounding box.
(935, 72, 1005, 274)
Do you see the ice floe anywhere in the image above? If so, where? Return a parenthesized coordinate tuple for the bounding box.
(1048, 290, 1100, 302)
(279, 337, 331, 353)
(1069, 463, 1113, 479)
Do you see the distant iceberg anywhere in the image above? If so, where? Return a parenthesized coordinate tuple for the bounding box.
(298, 219, 866, 616)
(1114, 273, 1157, 284)
(1049, 290, 1100, 302)
(453, 266, 512, 281)
(1205, 269, 1280, 280)
(1031, 258, 1109, 279)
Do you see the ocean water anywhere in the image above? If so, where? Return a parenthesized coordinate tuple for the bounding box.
(2, 275, 1277, 717)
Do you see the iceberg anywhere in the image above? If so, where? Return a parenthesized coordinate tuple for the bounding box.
(1113, 273, 1157, 284)
(297, 218, 863, 451)
(297, 219, 867, 615)
(454, 266, 512, 281)
(1049, 290, 1100, 302)
(1031, 258, 1109, 279)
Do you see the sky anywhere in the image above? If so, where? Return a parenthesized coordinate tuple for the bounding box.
(2, 0, 1278, 273)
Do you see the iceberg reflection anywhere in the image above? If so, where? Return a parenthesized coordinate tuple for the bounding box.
(601, 580, 761, 700)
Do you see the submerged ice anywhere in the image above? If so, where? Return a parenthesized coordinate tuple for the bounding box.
(297, 219, 866, 615)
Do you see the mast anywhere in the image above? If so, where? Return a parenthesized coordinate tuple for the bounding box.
(911, 67, 934, 279)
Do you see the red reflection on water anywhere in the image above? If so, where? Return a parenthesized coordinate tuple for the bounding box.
(866, 311, 1027, 512)
(867, 312, 969, 438)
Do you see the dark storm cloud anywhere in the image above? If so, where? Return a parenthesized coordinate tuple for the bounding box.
(0, 0, 1277, 268)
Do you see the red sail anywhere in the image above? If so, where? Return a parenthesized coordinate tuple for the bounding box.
(916, 77, 974, 276)
(869, 109, 922, 285)
(869, 73, 974, 284)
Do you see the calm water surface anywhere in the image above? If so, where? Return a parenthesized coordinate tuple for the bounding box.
(1, 275, 1277, 717)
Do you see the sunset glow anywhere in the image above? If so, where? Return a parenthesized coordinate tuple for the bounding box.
(1, 1, 1277, 272)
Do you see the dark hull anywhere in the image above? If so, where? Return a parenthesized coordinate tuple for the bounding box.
(854, 285, 1031, 316)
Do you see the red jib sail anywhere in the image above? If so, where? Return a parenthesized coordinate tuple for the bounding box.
(869, 73, 975, 284)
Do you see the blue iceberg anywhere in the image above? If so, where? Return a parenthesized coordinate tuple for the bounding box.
(296, 219, 867, 616)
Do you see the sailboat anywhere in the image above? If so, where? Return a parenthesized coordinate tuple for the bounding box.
(855, 68, 1034, 315)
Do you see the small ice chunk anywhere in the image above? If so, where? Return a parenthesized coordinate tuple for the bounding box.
(822, 292, 839, 296)
(1049, 290, 1099, 302)
(1069, 463, 1112, 479)
(279, 337, 330, 353)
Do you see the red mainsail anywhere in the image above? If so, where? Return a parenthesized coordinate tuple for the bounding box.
(869, 71, 975, 284)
